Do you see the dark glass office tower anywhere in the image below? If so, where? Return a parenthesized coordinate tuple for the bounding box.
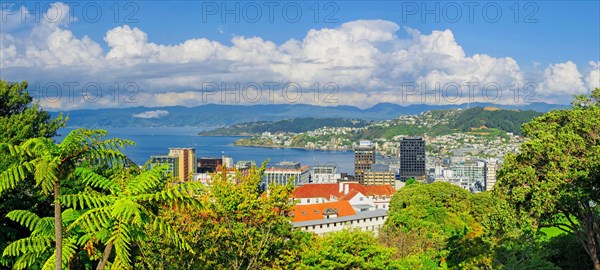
(399, 137, 426, 181)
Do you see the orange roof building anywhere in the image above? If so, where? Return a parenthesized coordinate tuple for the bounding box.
(292, 201, 356, 222)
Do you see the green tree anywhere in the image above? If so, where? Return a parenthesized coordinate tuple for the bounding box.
(1, 209, 83, 270)
(299, 229, 399, 270)
(0, 80, 65, 267)
(60, 163, 201, 270)
(495, 88, 600, 269)
(382, 182, 478, 259)
(0, 129, 132, 270)
(136, 162, 297, 270)
(0, 81, 65, 144)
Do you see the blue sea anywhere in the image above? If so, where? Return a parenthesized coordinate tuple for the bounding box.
(56, 127, 355, 173)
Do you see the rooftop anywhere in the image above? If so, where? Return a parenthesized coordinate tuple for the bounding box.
(292, 201, 356, 222)
(292, 183, 395, 199)
(292, 209, 388, 227)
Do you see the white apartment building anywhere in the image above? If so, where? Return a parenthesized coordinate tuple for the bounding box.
(264, 161, 310, 189)
(311, 165, 341, 183)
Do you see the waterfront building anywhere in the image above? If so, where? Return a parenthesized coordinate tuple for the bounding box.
(150, 147, 195, 182)
(264, 161, 310, 189)
(354, 140, 376, 184)
(311, 165, 341, 183)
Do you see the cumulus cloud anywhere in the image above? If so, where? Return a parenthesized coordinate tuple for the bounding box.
(585, 61, 600, 90)
(132, 110, 169, 119)
(0, 2, 597, 109)
(539, 61, 586, 101)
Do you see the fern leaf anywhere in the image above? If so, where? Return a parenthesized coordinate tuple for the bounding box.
(6, 210, 40, 231)
(2, 236, 53, 257)
(60, 193, 114, 210)
(0, 161, 35, 193)
(75, 167, 121, 194)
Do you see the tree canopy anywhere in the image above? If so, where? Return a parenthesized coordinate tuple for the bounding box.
(496, 88, 600, 269)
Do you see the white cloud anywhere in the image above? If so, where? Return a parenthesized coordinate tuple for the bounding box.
(585, 61, 600, 90)
(0, 2, 597, 109)
(540, 61, 586, 100)
(132, 110, 169, 119)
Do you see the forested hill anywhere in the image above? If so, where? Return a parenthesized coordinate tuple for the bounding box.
(450, 107, 542, 135)
(198, 118, 369, 136)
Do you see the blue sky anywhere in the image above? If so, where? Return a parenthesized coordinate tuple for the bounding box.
(1, 1, 599, 109)
(61, 1, 600, 67)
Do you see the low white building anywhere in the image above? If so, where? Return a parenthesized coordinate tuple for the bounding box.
(311, 165, 341, 183)
(264, 161, 310, 189)
(293, 209, 388, 236)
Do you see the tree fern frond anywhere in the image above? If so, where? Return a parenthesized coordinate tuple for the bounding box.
(2, 236, 53, 257)
(66, 206, 112, 233)
(6, 210, 40, 231)
(61, 193, 115, 210)
(110, 222, 133, 269)
(31, 217, 55, 237)
(75, 167, 121, 194)
(0, 160, 35, 193)
(61, 208, 81, 224)
(33, 157, 59, 194)
(111, 199, 145, 226)
(126, 164, 168, 195)
(38, 238, 78, 270)
(12, 250, 47, 270)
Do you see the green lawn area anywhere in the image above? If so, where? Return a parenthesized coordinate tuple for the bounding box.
(540, 226, 567, 240)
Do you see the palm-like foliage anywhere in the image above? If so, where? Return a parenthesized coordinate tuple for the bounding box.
(2, 209, 81, 270)
(0, 129, 133, 270)
(61, 164, 203, 270)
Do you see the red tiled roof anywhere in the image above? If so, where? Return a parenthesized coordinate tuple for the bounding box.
(292, 201, 356, 222)
(346, 183, 395, 197)
(292, 183, 395, 200)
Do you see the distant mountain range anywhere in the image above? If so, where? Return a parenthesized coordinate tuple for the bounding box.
(50, 102, 569, 128)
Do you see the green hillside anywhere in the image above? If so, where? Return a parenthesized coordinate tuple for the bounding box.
(199, 118, 369, 136)
(449, 107, 542, 136)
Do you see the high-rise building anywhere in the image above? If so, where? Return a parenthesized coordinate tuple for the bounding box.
(485, 161, 498, 191)
(169, 148, 196, 182)
(264, 161, 310, 189)
(364, 164, 395, 186)
(149, 155, 179, 178)
(354, 140, 376, 184)
(399, 137, 426, 182)
(151, 148, 196, 182)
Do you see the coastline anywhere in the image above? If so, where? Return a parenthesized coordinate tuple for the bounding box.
(233, 142, 352, 152)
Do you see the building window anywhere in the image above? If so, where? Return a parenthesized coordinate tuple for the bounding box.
(382, 195, 386, 200)
(307, 198, 310, 203)
(360, 197, 364, 201)
(320, 225, 323, 229)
